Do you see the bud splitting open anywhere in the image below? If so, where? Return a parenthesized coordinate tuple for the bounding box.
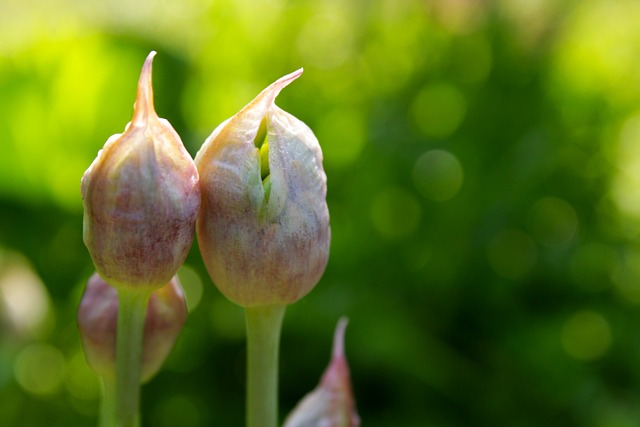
(195, 70, 330, 307)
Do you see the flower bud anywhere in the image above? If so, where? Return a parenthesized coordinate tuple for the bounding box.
(195, 69, 330, 307)
(81, 51, 200, 291)
(284, 318, 360, 427)
(77, 272, 187, 382)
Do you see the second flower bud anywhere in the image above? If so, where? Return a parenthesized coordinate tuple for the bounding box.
(77, 272, 187, 382)
(195, 69, 331, 308)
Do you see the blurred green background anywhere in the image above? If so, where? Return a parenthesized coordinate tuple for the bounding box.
(2, 0, 640, 425)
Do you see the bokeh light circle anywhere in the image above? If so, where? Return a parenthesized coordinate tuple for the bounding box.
(410, 82, 466, 138)
(412, 149, 464, 201)
(370, 186, 422, 239)
(561, 310, 612, 361)
(14, 343, 65, 396)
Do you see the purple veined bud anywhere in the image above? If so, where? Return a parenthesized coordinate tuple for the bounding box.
(284, 318, 360, 427)
(195, 69, 330, 307)
(77, 272, 187, 383)
(81, 51, 200, 291)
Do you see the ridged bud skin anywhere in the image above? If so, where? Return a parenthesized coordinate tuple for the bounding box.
(81, 52, 200, 290)
(195, 70, 330, 307)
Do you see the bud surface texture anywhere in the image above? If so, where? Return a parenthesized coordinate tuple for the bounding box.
(81, 52, 200, 290)
(195, 70, 330, 307)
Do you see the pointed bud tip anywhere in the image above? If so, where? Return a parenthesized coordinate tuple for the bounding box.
(321, 317, 351, 388)
(284, 316, 359, 427)
(278, 67, 304, 85)
(265, 68, 304, 100)
(333, 317, 349, 359)
(132, 51, 158, 125)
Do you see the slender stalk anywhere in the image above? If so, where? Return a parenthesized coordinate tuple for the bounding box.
(245, 304, 286, 427)
(115, 288, 150, 427)
(99, 377, 117, 427)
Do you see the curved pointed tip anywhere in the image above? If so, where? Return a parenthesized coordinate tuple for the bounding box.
(261, 68, 304, 103)
(332, 317, 349, 360)
(132, 51, 157, 125)
(276, 68, 304, 87)
(226, 67, 304, 136)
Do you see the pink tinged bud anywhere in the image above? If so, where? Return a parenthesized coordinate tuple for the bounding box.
(284, 318, 360, 427)
(81, 51, 201, 290)
(77, 272, 187, 383)
(195, 69, 330, 307)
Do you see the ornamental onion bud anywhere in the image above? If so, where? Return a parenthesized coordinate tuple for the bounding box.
(81, 51, 200, 291)
(77, 272, 187, 382)
(195, 69, 330, 307)
(284, 318, 360, 427)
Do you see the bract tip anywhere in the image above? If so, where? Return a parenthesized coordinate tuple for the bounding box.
(132, 51, 157, 125)
(333, 317, 349, 359)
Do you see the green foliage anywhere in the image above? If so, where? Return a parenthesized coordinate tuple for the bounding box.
(3, 0, 640, 425)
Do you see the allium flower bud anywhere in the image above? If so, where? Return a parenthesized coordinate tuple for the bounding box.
(81, 51, 200, 290)
(77, 272, 187, 382)
(284, 318, 360, 427)
(195, 70, 330, 307)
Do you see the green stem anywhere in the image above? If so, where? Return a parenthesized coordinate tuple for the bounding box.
(99, 377, 117, 427)
(115, 288, 150, 427)
(245, 304, 286, 427)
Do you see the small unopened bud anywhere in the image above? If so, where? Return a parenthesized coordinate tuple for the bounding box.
(195, 70, 330, 307)
(81, 51, 200, 291)
(77, 272, 187, 382)
(284, 318, 360, 427)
